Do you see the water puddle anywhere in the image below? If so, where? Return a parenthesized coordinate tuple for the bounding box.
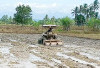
(0, 45, 12, 54)
(80, 52, 100, 61)
(31, 50, 40, 54)
(29, 54, 45, 62)
(52, 58, 61, 64)
(20, 61, 37, 68)
(64, 44, 82, 48)
(0, 47, 10, 54)
(9, 39, 17, 42)
(57, 52, 69, 59)
(29, 45, 38, 47)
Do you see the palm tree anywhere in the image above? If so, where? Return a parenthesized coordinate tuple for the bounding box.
(43, 14, 50, 25)
(79, 5, 83, 14)
(83, 4, 88, 16)
(95, 12, 99, 18)
(72, 6, 79, 15)
(82, 4, 91, 21)
(86, 9, 89, 19)
(51, 16, 56, 24)
(72, 6, 79, 22)
(88, 6, 95, 18)
(93, 0, 99, 11)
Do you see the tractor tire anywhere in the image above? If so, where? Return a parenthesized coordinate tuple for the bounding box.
(38, 38, 43, 44)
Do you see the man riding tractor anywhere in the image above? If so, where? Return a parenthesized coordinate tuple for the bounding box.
(38, 25, 63, 46)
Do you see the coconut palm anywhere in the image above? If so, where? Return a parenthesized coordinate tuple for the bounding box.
(93, 0, 99, 11)
(79, 5, 83, 14)
(83, 4, 89, 17)
(95, 12, 99, 18)
(72, 6, 79, 22)
(72, 7, 79, 16)
(43, 14, 50, 25)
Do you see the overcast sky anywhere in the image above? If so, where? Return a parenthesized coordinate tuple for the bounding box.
(0, 0, 99, 20)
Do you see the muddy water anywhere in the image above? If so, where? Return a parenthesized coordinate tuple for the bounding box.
(0, 33, 100, 68)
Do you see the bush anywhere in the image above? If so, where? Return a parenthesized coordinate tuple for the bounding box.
(87, 18, 100, 30)
(61, 17, 74, 31)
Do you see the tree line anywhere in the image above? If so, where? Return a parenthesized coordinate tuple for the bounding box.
(72, 0, 100, 29)
(0, 15, 13, 24)
(0, 0, 100, 31)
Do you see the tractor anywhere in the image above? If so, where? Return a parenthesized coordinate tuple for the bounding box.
(38, 25, 63, 46)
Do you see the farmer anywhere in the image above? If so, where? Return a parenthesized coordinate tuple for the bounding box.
(45, 27, 53, 34)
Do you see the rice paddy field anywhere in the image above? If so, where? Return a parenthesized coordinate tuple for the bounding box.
(0, 33, 100, 68)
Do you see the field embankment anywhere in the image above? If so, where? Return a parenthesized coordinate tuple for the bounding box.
(0, 25, 42, 34)
(0, 25, 100, 40)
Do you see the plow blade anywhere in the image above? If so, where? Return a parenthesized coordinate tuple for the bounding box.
(44, 40, 63, 46)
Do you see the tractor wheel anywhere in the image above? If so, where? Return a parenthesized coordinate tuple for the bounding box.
(38, 38, 43, 44)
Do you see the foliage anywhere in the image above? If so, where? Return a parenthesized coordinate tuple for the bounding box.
(43, 14, 50, 25)
(72, 0, 100, 25)
(0, 15, 8, 23)
(32, 21, 41, 30)
(50, 16, 56, 24)
(87, 18, 100, 30)
(14, 5, 32, 25)
(76, 14, 85, 26)
(32, 21, 40, 27)
(61, 17, 74, 31)
(0, 15, 13, 24)
(40, 15, 62, 25)
(55, 18, 62, 25)
(38, 20, 44, 25)
(93, 0, 99, 11)
(9, 16, 13, 24)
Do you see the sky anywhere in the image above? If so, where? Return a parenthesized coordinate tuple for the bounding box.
(0, 0, 100, 20)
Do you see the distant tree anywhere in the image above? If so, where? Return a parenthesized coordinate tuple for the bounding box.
(0, 15, 9, 23)
(72, 0, 100, 26)
(93, 0, 99, 11)
(14, 5, 32, 25)
(51, 16, 56, 24)
(43, 14, 50, 25)
(0, 15, 13, 24)
(38, 20, 44, 25)
(87, 18, 100, 30)
(61, 17, 74, 31)
(72, 6, 79, 22)
(89, 0, 99, 18)
(83, 4, 88, 16)
(89, 6, 95, 18)
(76, 14, 85, 26)
(55, 18, 62, 25)
(8, 16, 13, 24)
(32, 21, 40, 27)
(45, 14, 49, 20)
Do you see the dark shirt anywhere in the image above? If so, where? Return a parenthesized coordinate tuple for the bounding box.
(45, 27, 53, 34)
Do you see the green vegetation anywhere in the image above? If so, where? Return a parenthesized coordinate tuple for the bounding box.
(72, 0, 99, 25)
(13, 5, 32, 25)
(71, 0, 100, 31)
(75, 14, 85, 26)
(61, 17, 74, 31)
(87, 18, 100, 30)
(0, 15, 13, 24)
(41, 14, 61, 25)
(0, 0, 100, 39)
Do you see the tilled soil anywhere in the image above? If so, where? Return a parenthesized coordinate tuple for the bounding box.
(0, 33, 100, 68)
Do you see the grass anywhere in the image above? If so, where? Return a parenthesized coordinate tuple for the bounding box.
(56, 26, 100, 40)
(0, 24, 100, 40)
